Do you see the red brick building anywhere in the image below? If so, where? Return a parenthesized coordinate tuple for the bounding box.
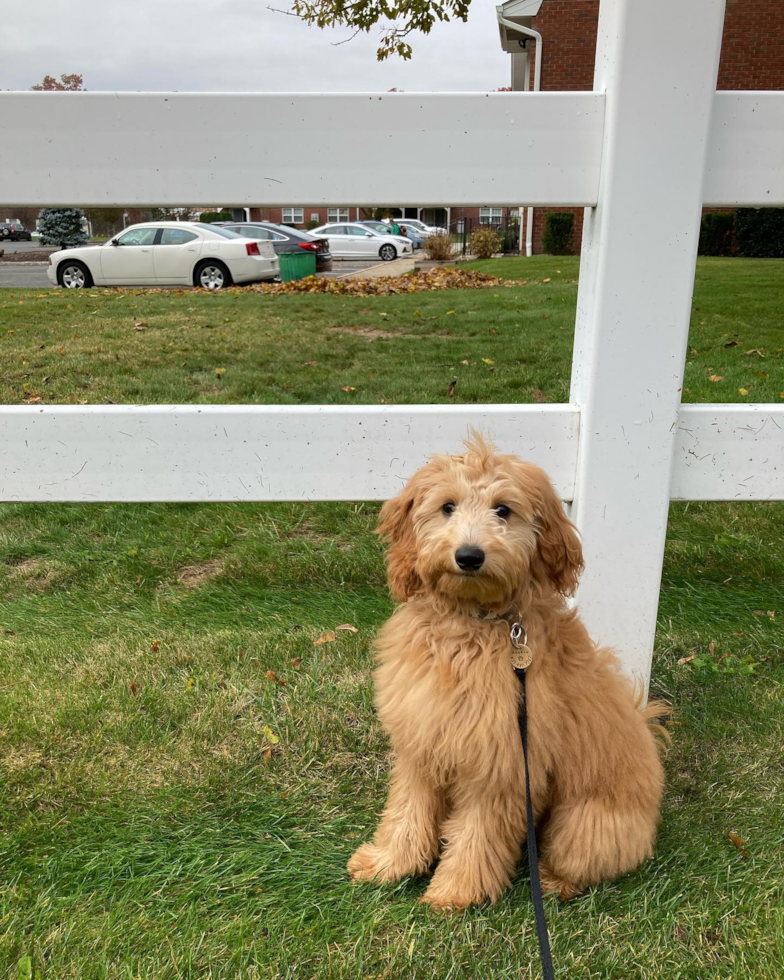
(246, 205, 518, 233)
(246, 0, 783, 253)
(498, 0, 784, 252)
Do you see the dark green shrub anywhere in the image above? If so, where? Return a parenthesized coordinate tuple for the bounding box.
(199, 211, 234, 224)
(735, 208, 784, 258)
(305, 220, 320, 230)
(699, 211, 736, 256)
(541, 212, 574, 255)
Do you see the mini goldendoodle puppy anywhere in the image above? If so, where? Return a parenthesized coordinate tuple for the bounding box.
(348, 436, 666, 909)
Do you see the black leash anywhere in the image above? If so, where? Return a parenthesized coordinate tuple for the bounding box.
(514, 663, 556, 980)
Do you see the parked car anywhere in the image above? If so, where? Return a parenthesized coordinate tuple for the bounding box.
(398, 218, 440, 235)
(46, 222, 278, 290)
(214, 221, 332, 273)
(310, 222, 413, 261)
(1, 222, 33, 241)
(355, 219, 429, 250)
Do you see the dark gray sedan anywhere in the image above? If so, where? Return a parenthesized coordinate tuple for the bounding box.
(214, 222, 333, 272)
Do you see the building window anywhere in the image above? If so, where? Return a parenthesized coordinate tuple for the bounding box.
(328, 207, 349, 223)
(310, 212, 320, 222)
(282, 207, 304, 224)
(479, 207, 503, 225)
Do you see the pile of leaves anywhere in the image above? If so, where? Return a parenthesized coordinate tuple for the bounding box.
(97, 268, 561, 299)
(238, 267, 508, 296)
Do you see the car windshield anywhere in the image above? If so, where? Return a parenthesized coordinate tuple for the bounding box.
(200, 225, 243, 239)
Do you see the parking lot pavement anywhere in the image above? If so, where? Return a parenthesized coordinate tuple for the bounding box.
(0, 265, 51, 288)
(0, 240, 48, 255)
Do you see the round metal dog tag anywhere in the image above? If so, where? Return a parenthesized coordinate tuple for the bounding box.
(510, 644, 533, 670)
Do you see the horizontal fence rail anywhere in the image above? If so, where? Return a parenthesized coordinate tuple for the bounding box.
(0, 405, 580, 503)
(703, 92, 784, 207)
(0, 92, 605, 208)
(0, 403, 780, 504)
(672, 405, 784, 500)
(1, 90, 781, 208)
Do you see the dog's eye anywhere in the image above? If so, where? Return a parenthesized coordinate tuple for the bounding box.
(494, 504, 511, 519)
(442, 502, 456, 516)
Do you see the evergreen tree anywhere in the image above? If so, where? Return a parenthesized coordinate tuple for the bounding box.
(36, 208, 89, 250)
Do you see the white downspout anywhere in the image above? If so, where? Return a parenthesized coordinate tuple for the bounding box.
(498, 14, 542, 256)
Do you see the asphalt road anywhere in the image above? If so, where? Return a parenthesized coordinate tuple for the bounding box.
(0, 265, 52, 288)
(0, 240, 47, 255)
(0, 255, 378, 288)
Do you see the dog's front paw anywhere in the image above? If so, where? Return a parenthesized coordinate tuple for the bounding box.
(539, 863, 583, 902)
(420, 880, 488, 912)
(347, 843, 400, 884)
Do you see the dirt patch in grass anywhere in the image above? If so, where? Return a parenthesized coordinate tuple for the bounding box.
(4, 557, 71, 591)
(326, 325, 415, 340)
(176, 559, 223, 588)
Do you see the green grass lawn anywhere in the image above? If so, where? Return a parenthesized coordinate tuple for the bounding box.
(1, 257, 783, 979)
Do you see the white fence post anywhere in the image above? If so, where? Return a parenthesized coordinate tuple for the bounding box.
(569, 0, 727, 688)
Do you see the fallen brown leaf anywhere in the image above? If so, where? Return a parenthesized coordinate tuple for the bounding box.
(728, 832, 749, 859)
(335, 624, 359, 634)
(677, 653, 698, 665)
(151, 641, 160, 652)
(130, 681, 137, 696)
(708, 375, 723, 382)
(447, 380, 457, 397)
(315, 631, 336, 646)
(744, 349, 764, 357)
(266, 669, 286, 686)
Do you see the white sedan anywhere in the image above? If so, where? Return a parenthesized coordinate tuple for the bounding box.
(309, 222, 413, 261)
(397, 218, 440, 235)
(47, 221, 279, 290)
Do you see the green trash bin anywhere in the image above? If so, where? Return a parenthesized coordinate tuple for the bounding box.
(278, 251, 317, 282)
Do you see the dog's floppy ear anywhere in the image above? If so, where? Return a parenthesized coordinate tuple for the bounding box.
(523, 463, 584, 596)
(377, 480, 423, 602)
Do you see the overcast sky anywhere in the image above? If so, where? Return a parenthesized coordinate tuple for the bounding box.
(2, 0, 509, 93)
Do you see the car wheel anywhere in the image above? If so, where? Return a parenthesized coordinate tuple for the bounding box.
(379, 244, 397, 262)
(195, 260, 232, 291)
(58, 261, 93, 289)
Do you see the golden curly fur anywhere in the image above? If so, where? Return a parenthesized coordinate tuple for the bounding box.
(348, 435, 665, 909)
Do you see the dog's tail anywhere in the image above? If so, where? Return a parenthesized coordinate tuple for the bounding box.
(636, 691, 673, 754)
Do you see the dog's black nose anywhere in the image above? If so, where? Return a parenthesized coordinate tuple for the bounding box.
(455, 546, 485, 571)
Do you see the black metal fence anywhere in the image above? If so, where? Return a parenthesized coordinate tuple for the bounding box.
(449, 215, 522, 256)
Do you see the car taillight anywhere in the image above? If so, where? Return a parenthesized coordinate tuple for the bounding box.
(298, 241, 320, 252)
(246, 241, 261, 256)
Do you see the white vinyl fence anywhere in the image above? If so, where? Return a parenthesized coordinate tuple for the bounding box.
(1, 0, 782, 687)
